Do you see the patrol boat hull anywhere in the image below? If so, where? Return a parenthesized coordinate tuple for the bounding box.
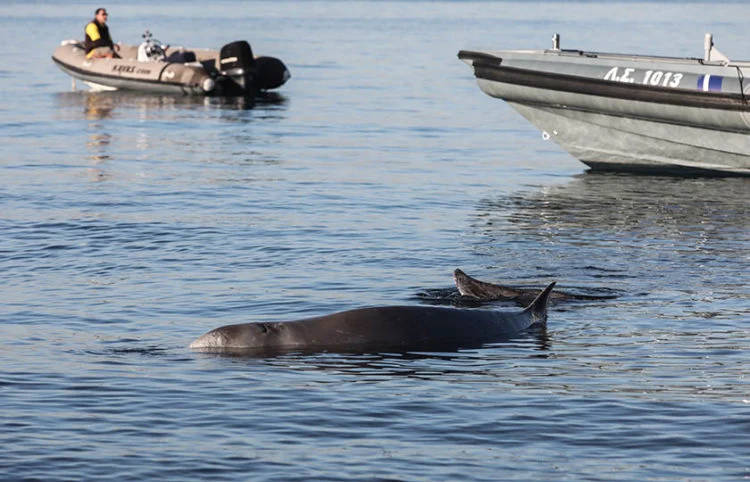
(52, 39, 290, 97)
(459, 34, 750, 176)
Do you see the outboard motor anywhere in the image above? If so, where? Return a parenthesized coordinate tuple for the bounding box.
(254, 56, 291, 90)
(219, 41, 256, 95)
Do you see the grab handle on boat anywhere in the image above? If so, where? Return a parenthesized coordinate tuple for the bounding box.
(552, 33, 560, 51)
(703, 33, 731, 64)
(704, 33, 713, 62)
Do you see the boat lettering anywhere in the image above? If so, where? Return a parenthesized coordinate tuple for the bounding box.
(603, 67, 636, 83)
(111, 65, 153, 75)
(604, 67, 683, 88)
(113, 65, 136, 73)
(643, 70, 683, 88)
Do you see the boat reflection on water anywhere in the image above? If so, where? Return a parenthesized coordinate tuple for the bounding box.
(55, 89, 288, 119)
(467, 172, 749, 293)
(52, 90, 288, 183)
(474, 173, 749, 236)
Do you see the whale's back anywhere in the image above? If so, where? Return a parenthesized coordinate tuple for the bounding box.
(190, 282, 555, 354)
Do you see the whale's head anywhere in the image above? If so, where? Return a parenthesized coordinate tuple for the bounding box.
(189, 322, 285, 351)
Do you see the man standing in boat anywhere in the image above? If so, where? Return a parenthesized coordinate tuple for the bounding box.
(84, 8, 120, 59)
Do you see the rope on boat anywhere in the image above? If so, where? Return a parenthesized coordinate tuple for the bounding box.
(736, 66, 748, 106)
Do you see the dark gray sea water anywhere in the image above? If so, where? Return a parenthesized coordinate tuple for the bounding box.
(1, 1, 748, 480)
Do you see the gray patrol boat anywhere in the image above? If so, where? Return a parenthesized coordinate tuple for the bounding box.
(459, 34, 750, 176)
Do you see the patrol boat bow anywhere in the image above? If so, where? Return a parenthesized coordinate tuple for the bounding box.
(459, 34, 750, 176)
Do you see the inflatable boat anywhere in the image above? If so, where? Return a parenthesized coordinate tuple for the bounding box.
(459, 34, 750, 176)
(52, 31, 290, 97)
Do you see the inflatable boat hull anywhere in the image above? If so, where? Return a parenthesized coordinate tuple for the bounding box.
(52, 40, 289, 97)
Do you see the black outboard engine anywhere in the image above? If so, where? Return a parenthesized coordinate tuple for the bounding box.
(219, 41, 257, 95)
(254, 56, 291, 90)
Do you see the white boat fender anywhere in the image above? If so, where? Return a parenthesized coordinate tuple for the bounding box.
(202, 77, 215, 93)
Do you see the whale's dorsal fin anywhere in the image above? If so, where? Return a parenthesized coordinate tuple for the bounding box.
(453, 268, 522, 300)
(522, 282, 556, 323)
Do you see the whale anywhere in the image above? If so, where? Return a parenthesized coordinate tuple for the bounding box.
(190, 279, 556, 355)
(453, 268, 527, 301)
(454, 268, 614, 304)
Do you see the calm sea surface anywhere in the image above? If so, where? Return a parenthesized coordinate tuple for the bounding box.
(1, 1, 748, 480)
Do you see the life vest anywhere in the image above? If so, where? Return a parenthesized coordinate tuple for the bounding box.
(84, 20, 113, 57)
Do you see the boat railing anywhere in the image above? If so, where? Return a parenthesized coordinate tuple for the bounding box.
(546, 32, 741, 67)
(547, 49, 706, 65)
